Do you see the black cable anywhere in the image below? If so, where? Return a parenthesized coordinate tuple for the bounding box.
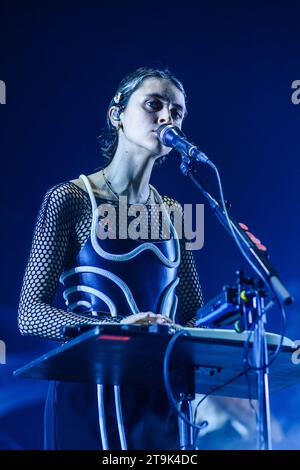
(163, 329, 208, 434)
(244, 301, 287, 371)
(243, 359, 259, 424)
(186, 161, 289, 450)
(192, 367, 250, 447)
(211, 163, 288, 370)
(211, 163, 270, 289)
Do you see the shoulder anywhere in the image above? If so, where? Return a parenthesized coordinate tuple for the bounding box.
(69, 177, 86, 193)
(39, 181, 90, 222)
(161, 194, 183, 212)
(43, 180, 88, 204)
(71, 172, 118, 201)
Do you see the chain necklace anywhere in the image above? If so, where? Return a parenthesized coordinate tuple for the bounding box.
(102, 169, 152, 205)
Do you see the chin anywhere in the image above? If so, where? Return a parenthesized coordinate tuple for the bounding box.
(147, 139, 170, 157)
(147, 134, 166, 153)
(150, 148, 169, 159)
(154, 145, 171, 158)
(136, 135, 170, 158)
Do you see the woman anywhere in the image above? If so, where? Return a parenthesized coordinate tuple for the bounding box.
(18, 67, 204, 450)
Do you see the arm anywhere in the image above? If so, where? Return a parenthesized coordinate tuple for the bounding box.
(162, 195, 204, 327)
(176, 239, 204, 327)
(18, 183, 122, 342)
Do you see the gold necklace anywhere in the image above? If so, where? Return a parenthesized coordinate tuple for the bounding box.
(102, 169, 152, 205)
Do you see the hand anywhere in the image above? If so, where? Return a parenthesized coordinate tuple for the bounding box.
(120, 312, 174, 326)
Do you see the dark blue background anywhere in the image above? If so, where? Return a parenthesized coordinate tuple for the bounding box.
(0, 0, 299, 449)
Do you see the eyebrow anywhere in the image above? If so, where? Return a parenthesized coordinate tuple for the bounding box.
(144, 93, 187, 116)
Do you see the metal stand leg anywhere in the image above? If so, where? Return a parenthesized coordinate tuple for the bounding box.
(253, 296, 272, 450)
(177, 396, 194, 450)
(114, 385, 128, 450)
(97, 384, 128, 450)
(97, 384, 109, 450)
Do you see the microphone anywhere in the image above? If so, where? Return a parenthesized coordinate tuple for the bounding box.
(155, 124, 211, 165)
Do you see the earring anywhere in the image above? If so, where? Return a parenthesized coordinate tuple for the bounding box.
(112, 109, 120, 121)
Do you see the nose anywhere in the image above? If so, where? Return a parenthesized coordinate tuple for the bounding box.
(158, 106, 172, 125)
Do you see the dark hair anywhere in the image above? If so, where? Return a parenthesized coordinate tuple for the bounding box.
(99, 67, 187, 165)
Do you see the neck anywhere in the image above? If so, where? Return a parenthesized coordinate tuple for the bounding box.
(102, 149, 155, 203)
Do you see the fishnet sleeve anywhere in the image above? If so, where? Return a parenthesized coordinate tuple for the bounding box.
(18, 183, 122, 342)
(162, 195, 204, 327)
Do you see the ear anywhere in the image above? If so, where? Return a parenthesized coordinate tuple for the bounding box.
(109, 106, 122, 128)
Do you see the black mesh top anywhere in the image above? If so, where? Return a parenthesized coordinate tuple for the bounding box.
(18, 180, 204, 341)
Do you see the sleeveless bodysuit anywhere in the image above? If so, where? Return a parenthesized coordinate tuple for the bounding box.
(18, 175, 204, 449)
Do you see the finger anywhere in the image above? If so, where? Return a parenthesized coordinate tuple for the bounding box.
(140, 312, 156, 318)
(156, 317, 167, 324)
(157, 315, 173, 324)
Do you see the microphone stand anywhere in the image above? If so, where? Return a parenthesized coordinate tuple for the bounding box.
(179, 155, 293, 450)
(180, 156, 293, 306)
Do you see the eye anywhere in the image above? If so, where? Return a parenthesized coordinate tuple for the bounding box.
(171, 108, 183, 121)
(145, 99, 163, 112)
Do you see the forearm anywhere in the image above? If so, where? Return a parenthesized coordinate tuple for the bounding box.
(18, 300, 123, 341)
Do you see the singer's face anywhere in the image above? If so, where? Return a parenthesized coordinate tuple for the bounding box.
(117, 77, 186, 158)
